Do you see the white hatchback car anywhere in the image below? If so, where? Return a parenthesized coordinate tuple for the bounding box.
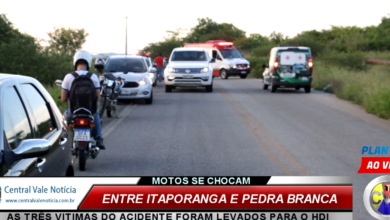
(143, 56, 157, 87)
(164, 48, 215, 92)
(104, 55, 153, 104)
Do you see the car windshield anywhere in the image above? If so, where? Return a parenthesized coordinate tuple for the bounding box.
(277, 49, 311, 57)
(104, 58, 147, 73)
(220, 49, 243, 59)
(171, 51, 207, 61)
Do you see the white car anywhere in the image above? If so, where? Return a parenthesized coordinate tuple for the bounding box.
(164, 48, 215, 92)
(104, 55, 153, 104)
(142, 56, 157, 87)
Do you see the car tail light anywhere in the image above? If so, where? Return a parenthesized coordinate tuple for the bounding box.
(76, 119, 89, 127)
(273, 59, 278, 74)
(308, 58, 313, 73)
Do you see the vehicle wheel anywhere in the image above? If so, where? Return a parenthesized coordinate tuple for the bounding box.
(145, 92, 153, 104)
(295, 87, 300, 90)
(240, 74, 247, 79)
(165, 85, 172, 93)
(220, 69, 228, 79)
(152, 81, 156, 87)
(304, 85, 311, 93)
(99, 96, 107, 118)
(206, 83, 213, 92)
(262, 81, 269, 90)
(78, 147, 86, 171)
(270, 83, 277, 93)
(106, 109, 112, 117)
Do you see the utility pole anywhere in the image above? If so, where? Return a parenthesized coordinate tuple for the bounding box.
(125, 16, 128, 55)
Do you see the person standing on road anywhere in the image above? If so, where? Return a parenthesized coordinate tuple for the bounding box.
(162, 57, 168, 80)
(154, 53, 164, 82)
(61, 50, 105, 149)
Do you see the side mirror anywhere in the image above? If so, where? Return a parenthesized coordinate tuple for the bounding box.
(55, 80, 63, 87)
(152, 64, 157, 68)
(150, 68, 157, 73)
(210, 58, 216, 63)
(13, 139, 51, 159)
(262, 64, 269, 69)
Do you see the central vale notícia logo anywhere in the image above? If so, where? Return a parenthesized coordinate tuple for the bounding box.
(364, 176, 390, 219)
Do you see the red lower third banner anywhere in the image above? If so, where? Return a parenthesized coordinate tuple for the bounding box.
(358, 157, 390, 173)
(79, 186, 352, 210)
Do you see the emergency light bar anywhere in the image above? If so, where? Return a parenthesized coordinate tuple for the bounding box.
(218, 42, 233, 46)
(138, 53, 150, 57)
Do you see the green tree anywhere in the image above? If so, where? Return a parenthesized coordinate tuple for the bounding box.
(184, 18, 246, 43)
(47, 27, 89, 57)
(0, 14, 41, 76)
(0, 14, 74, 85)
(0, 14, 15, 44)
(269, 31, 287, 44)
(139, 37, 183, 60)
(234, 34, 270, 50)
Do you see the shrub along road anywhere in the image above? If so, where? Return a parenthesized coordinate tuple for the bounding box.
(74, 77, 388, 220)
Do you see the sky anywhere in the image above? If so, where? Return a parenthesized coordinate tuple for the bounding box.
(1, 0, 389, 54)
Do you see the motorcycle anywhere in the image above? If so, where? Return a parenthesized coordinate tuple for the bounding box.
(99, 72, 125, 118)
(70, 108, 99, 171)
(55, 80, 100, 171)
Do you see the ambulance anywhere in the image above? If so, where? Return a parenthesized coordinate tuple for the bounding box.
(184, 40, 250, 79)
(262, 45, 313, 93)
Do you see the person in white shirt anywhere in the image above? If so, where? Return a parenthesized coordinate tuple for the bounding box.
(61, 50, 105, 149)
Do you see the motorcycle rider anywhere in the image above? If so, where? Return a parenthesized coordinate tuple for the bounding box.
(95, 58, 105, 84)
(61, 50, 105, 149)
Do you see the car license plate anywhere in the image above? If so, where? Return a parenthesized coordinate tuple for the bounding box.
(241, 71, 246, 74)
(281, 73, 295, 78)
(301, 77, 309, 81)
(183, 75, 193, 79)
(121, 89, 131, 94)
(74, 129, 90, 141)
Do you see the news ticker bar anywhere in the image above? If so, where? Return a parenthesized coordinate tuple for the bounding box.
(0, 176, 352, 211)
(79, 186, 352, 210)
(136, 176, 352, 185)
(0, 212, 353, 220)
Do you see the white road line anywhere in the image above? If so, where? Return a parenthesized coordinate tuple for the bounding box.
(102, 105, 138, 137)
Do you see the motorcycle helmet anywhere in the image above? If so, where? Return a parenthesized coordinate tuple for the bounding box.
(73, 50, 92, 70)
(95, 58, 105, 73)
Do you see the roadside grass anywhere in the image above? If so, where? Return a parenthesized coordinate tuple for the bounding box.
(246, 56, 268, 78)
(312, 61, 390, 119)
(365, 51, 390, 60)
(44, 85, 67, 113)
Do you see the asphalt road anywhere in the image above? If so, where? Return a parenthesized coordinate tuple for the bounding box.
(74, 77, 390, 220)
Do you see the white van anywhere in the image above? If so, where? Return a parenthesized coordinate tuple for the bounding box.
(184, 40, 250, 79)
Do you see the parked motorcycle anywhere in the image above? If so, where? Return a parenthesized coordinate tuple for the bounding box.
(55, 80, 99, 171)
(99, 72, 124, 118)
